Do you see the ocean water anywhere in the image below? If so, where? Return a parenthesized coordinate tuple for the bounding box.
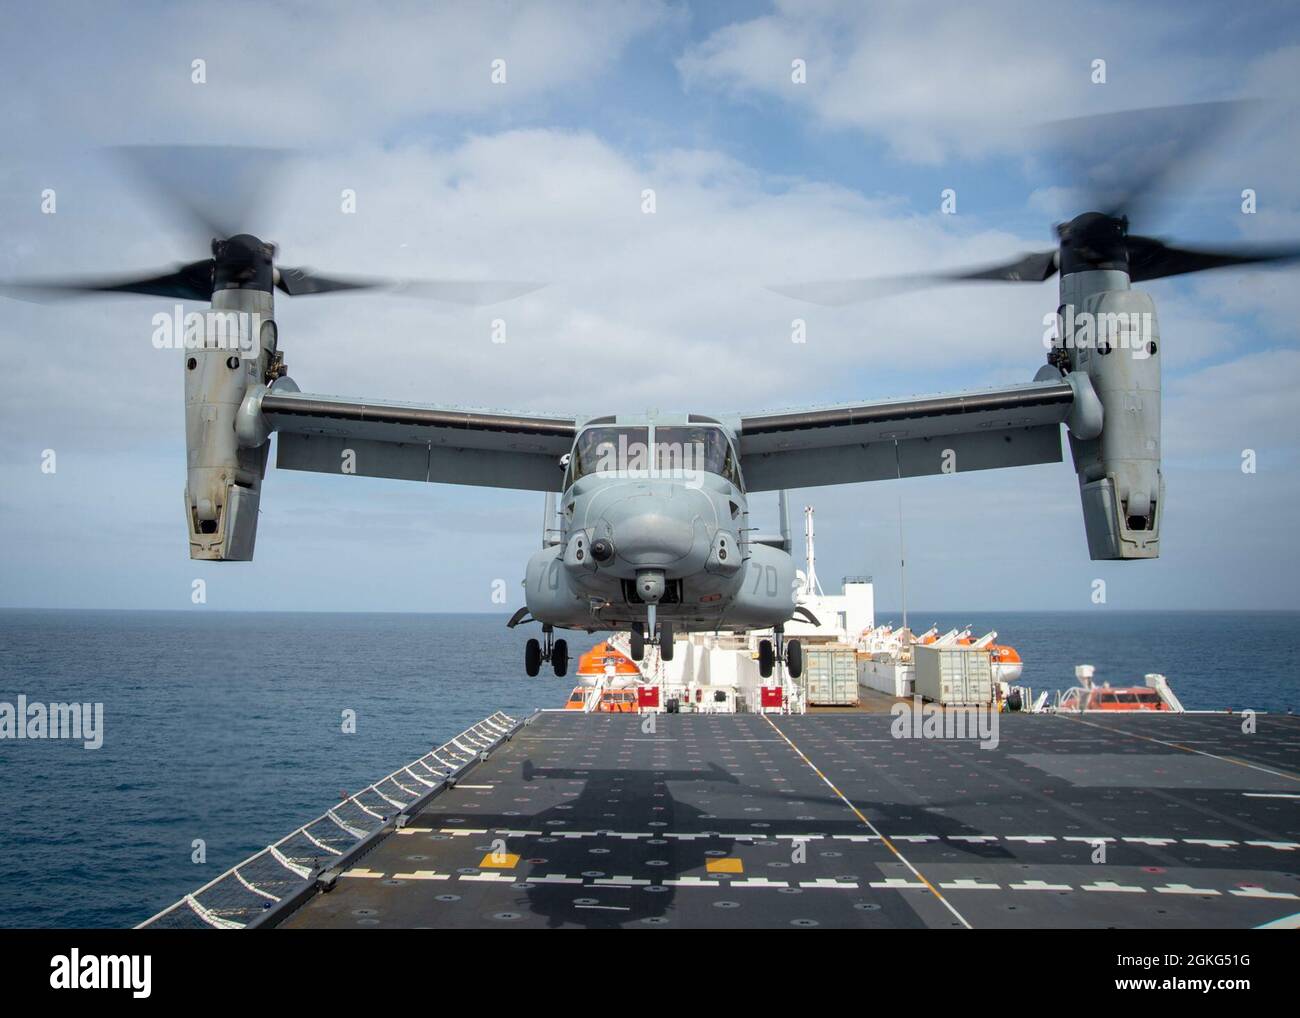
(0, 608, 1295, 928)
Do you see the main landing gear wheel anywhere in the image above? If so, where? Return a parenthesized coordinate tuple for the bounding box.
(786, 639, 803, 679)
(630, 627, 645, 661)
(526, 626, 563, 677)
(659, 621, 674, 661)
(758, 639, 774, 679)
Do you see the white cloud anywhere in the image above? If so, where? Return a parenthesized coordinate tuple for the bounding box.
(1, 2, 1297, 612)
(677, 0, 1290, 167)
(1165, 349, 1300, 464)
(1, 1, 671, 145)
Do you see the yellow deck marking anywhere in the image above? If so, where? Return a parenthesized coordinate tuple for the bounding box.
(762, 714, 973, 930)
(479, 852, 520, 869)
(705, 857, 744, 874)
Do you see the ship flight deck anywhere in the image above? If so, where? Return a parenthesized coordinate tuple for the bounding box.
(163, 708, 1300, 931)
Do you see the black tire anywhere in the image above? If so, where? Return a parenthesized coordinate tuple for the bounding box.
(659, 621, 674, 661)
(758, 639, 774, 679)
(786, 639, 802, 679)
(524, 638, 541, 677)
(552, 639, 569, 677)
(630, 627, 645, 661)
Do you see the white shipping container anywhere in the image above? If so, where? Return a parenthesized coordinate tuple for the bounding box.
(914, 645, 993, 706)
(802, 645, 860, 706)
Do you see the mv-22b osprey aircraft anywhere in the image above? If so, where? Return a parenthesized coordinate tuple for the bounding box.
(10, 106, 1298, 679)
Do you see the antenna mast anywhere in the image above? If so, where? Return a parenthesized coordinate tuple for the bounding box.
(803, 505, 823, 597)
(897, 495, 908, 631)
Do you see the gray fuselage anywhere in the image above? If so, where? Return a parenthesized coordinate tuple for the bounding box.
(523, 417, 797, 634)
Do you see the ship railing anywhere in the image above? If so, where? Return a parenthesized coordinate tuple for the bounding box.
(583, 677, 607, 713)
(135, 711, 519, 930)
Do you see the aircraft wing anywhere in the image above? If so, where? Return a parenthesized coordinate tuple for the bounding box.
(735, 380, 1075, 492)
(260, 390, 575, 492)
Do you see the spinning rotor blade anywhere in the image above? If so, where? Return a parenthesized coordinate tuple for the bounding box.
(1, 259, 215, 303)
(4, 141, 547, 307)
(770, 101, 1296, 305)
(1125, 236, 1300, 282)
(274, 267, 375, 297)
(111, 144, 290, 244)
(767, 250, 1057, 307)
(1039, 100, 1251, 223)
(5, 264, 545, 306)
(386, 279, 546, 305)
(942, 249, 1059, 283)
(277, 268, 544, 304)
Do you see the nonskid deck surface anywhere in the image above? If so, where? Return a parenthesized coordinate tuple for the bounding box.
(283, 711, 1300, 929)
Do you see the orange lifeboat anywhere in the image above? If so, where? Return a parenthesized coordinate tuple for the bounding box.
(563, 641, 645, 712)
(575, 641, 642, 681)
(989, 644, 1023, 682)
(563, 687, 641, 712)
(1059, 684, 1168, 711)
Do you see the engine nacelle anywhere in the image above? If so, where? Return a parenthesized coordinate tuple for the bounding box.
(1065, 288, 1162, 560)
(184, 289, 277, 560)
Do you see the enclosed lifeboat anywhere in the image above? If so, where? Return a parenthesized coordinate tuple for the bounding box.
(563, 641, 644, 712)
(988, 644, 1023, 683)
(1058, 683, 1170, 711)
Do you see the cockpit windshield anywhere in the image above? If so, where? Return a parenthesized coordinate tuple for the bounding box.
(570, 427, 648, 484)
(653, 426, 741, 486)
(566, 424, 741, 488)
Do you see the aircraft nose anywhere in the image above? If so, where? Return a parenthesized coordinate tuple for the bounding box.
(599, 487, 713, 569)
(612, 510, 696, 567)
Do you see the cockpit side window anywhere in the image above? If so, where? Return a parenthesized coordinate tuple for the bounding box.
(720, 437, 741, 488)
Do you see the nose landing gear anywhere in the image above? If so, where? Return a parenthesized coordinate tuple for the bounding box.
(524, 626, 569, 678)
(628, 619, 673, 662)
(758, 627, 802, 680)
(637, 568, 675, 662)
(658, 620, 674, 661)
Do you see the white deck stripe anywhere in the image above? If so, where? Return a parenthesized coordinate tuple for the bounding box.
(1230, 886, 1299, 900)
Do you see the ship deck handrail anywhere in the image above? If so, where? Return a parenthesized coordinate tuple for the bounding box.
(136, 711, 519, 929)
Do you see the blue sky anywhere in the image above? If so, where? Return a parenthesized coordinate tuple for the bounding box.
(1, 0, 1298, 612)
